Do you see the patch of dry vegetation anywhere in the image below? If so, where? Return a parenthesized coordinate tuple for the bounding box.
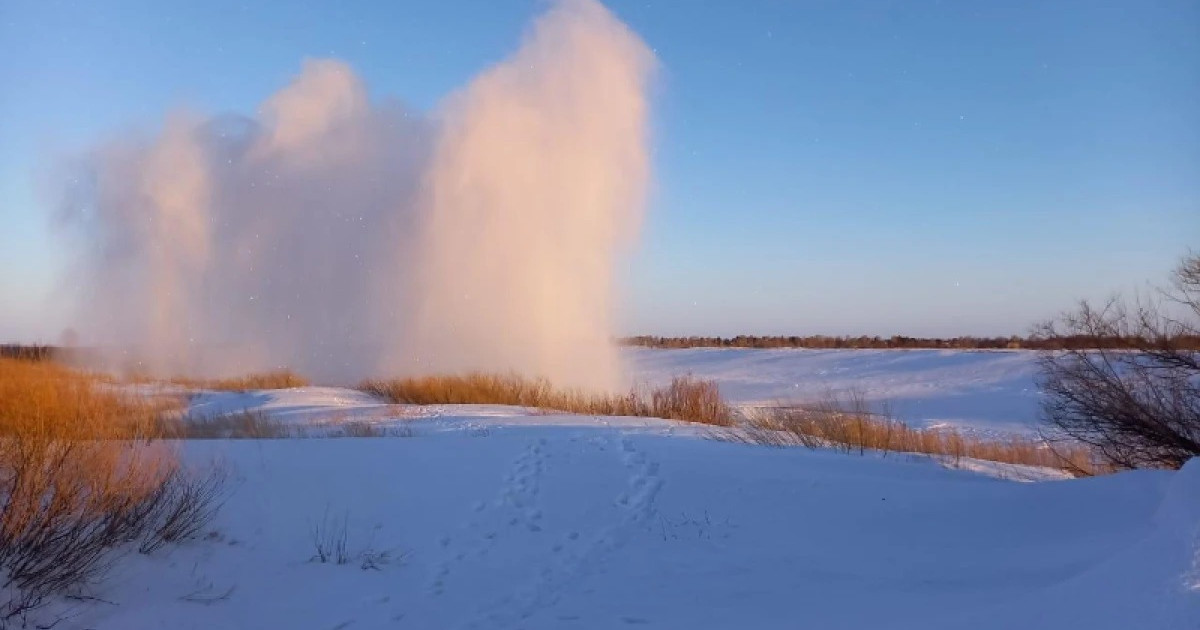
(0, 359, 225, 624)
(360, 373, 733, 426)
(156, 410, 291, 439)
(0, 345, 56, 362)
(156, 409, 417, 439)
(740, 392, 1104, 476)
(160, 369, 309, 392)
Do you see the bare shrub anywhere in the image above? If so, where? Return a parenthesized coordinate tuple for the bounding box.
(360, 373, 733, 426)
(0, 444, 173, 622)
(0, 359, 226, 623)
(138, 465, 229, 554)
(1037, 253, 1200, 470)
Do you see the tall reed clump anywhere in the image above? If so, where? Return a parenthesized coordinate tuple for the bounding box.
(746, 392, 1103, 476)
(359, 373, 733, 427)
(0, 359, 226, 624)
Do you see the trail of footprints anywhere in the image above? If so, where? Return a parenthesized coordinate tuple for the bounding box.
(452, 434, 664, 629)
(427, 438, 549, 597)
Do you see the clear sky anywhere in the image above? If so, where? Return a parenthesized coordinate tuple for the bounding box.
(1, 0, 1197, 341)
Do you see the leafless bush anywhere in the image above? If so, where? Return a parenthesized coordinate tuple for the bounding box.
(138, 465, 229, 554)
(0, 450, 172, 623)
(1037, 253, 1200, 470)
(0, 359, 227, 624)
(360, 373, 733, 426)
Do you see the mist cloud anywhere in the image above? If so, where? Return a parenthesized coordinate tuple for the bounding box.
(55, 0, 653, 388)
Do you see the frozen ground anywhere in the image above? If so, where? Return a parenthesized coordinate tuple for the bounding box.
(627, 347, 1044, 435)
(59, 406, 1199, 630)
(36, 350, 1200, 629)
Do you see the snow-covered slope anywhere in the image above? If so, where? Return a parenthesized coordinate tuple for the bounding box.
(58, 389, 1198, 630)
(627, 347, 1043, 435)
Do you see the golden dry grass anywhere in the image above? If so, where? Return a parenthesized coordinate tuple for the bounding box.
(745, 393, 1104, 476)
(0, 359, 163, 439)
(360, 373, 733, 426)
(158, 369, 309, 392)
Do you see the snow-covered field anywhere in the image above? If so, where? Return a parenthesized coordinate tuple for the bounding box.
(628, 347, 1044, 435)
(46, 350, 1200, 629)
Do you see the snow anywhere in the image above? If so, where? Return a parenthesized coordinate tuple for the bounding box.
(32, 350, 1200, 628)
(186, 386, 413, 427)
(626, 347, 1044, 435)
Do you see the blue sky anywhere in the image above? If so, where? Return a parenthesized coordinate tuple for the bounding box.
(1, 0, 1197, 341)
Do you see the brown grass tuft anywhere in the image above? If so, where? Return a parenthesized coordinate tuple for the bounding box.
(743, 392, 1104, 476)
(360, 373, 733, 426)
(165, 369, 309, 392)
(156, 410, 291, 439)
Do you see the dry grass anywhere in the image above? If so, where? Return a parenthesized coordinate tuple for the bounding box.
(162, 369, 309, 392)
(155, 407, 423, 439)
(741, 392, 1104, 476)
(158, 411, 417, 439)
(360, 373, 733, 426)
(645, 377, 731, 426)
(336, 421, 383, 438)
(156, 410, 291, 439)
(0, 345, 56, 362)
(0, 359, 164, 438)
(0, 359, 225, 623)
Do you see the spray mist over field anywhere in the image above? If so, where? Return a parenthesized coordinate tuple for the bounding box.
(54, 0, 653, 388)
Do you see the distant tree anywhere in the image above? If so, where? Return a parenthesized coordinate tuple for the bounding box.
(1037, 253, 1200, 470)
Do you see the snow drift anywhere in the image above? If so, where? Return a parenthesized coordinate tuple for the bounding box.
(54, 0, 653, 388)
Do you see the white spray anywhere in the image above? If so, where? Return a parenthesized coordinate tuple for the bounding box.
(54, 0, 653, 389)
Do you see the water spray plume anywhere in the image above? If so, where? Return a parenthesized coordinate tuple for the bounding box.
(55, 0, 654, 389)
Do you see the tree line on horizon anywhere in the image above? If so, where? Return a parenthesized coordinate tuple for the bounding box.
(6, 331, 1200, 363)
(619, 333, 1200, 351)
